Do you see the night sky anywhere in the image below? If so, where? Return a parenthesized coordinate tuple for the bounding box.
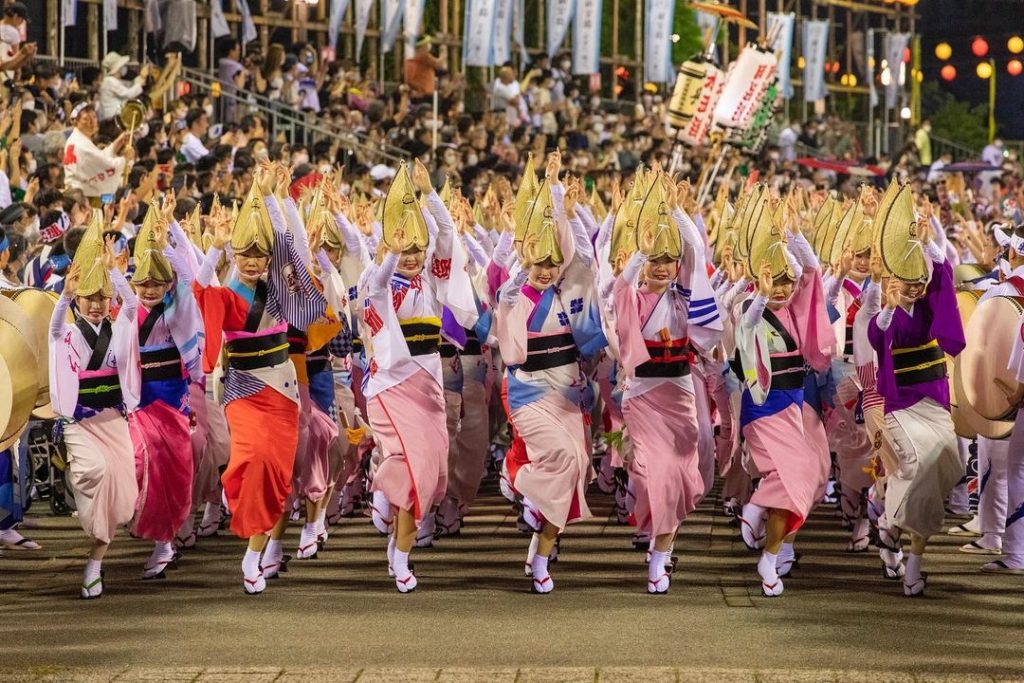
(920, 0, 1024, 139)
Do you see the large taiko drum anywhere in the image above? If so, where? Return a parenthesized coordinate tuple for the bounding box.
(1, 288, 69, 419)
(0, 294, 40, 451)
(949, 289, 981, 439)
(961, 295, 1024, 422)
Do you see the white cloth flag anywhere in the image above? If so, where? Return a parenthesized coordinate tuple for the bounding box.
(644, 0, 676, 84)
(144, 0, 162, 34)
(546, 0, 575, 57)
(381, 0, 403, 52)
(236, 0, 257, 44)
(63, 0, 78, 27)
(403, 0, 426, 58)
(694, 10, 718, 61)
(211, 0, 230, 39)
(512, 0, 529, 63)
(355, 0, 372, 55)
(104, 0, 118, 31)
(329, 0, 351, 50)
(767, 12, 794, 99)
(464, 0, 498, 67)
(803, 19, 829, 102)
(885, 33, 909, 109)
(572, 0, 602, 75)
(492, 0, 514, 67)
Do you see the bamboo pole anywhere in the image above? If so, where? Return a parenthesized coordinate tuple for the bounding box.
(87, 3, 99, 62)
(634, 0, 641, 96)
(611, 0, 619, 100)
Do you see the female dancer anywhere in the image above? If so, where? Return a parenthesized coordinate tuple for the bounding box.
(735, 192, 834, 597)
(49, 220, 140, 599)
(128, 199, 204, 578)
(613, 176, 719, 593)
(866, 189, 965, 597)
(362, 160, 476, 592)
(495, 152, 607, 593)
(194, 164, 327, 594)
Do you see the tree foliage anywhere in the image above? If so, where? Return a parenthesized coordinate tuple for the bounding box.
(920, 82, 989, 153)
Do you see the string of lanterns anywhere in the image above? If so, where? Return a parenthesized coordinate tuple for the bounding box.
(935, 36, 1024, 80)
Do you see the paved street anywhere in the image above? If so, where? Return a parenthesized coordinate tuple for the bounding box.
(3, 480, 1023, 682)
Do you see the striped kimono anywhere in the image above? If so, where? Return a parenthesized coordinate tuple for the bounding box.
(193, 194, 327, 538)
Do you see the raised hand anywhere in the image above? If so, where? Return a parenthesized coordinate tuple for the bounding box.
(412, 160, 433, 195)
(869, 253, 884, 283)
(63, 263, 81, 299)
(545, 149, 561, 182)
(757, 260, 773, 297)
(101, 235, 118, 271)
(884, 278, 902, 309)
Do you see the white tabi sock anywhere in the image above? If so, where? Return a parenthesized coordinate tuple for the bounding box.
(531, 554, 550, 581)
(778, 542, 795, 563)
(242, 548, 262, 578)
(758, 550, 779, 583)
(392, 548, 412, 578)
(201, 501, 222, 526)
(84, 558, 102, 583)
(264, 538, 282, 564)
(905, 552, 922, 584)
(648, 550, 670, 582)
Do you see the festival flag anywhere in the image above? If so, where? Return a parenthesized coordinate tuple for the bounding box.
(211, 0, 230, 39)
(104, 0, 118, 31)
(381, 0, 403, 52)
(492, 0, 514, 67)
(403, 0, 427, 57)
(767, 12, 794, 99)
(355, 0, 373, 55)
(236, 0, 257, 44)
(329, 0, 351, 50)
(546, 0, 576, 57)
(63, 0, 78, 27)
(512, 0, 529, 63)
(644, 0, 676, 84)
(803, 19, 829, 102)
(464, 0, 498, 67)
(885, 33, 910, 109)
(572, 0, 602, 75)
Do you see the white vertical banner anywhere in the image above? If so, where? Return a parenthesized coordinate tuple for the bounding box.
(329, 0, 351, 50)
(644, 0, 676, 84)
(63, 0, 78, 27)
(464, 0, 498, 67)
(236, 0, 257, 44)
(546, 0, 576, 57)
(767, 12, 794, 99)
(492, 0, 514, 67)
(355, 0, 373, 55)
(885, 33, 909, 109)
(572, 0, 602, 75)
(144, 0, 162, 34)
(802, 19, 829, 102)
(211, 0, 230, 39)
(511, 0, 529, 63)
(381, 0, 403, 52)
(403, 0, 426, 57)
(694, 10, 718, 61)
(104, 0, 118, 31)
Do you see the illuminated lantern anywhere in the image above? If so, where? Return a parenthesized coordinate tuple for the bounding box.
(797, 56, 806, 69)
(977, 61, 993, 79)
(940, 65, 956, 81)
(840, 74, 849, 86)
(972, 37, 989, 57)
(903, 47, 911, 64)
(935, 43, 952, 60)
(1009, 60, 1023, 76)
(848, 73, 858, 87)
(1009, 36, 1024, 54)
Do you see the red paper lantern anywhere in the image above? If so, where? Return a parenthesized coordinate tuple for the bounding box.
(1009, 60, 1023, 76)
(902, 47, 911, 64)
(940, 64, 957, 81)
(972, 37, 989, 57)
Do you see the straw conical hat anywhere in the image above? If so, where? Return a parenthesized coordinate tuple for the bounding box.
(590, 187, 608, 223)
(514, 154, 541, 240)
(132, 201, 173, 284)
(636, 173, 682, 261)
(811, 195, 836, 261)
(521, 180, 562, 265)
(381, 163, 430, 252)
(74, 210, 113, 298)
(746, 188, 793, 281)
(232, 182, 275, 255)
(877, 182, 927, 282)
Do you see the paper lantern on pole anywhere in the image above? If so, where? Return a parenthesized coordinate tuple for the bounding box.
(940, 65, 956, 81)
(972, 37, 989, 58)
(935, 43, 952, 61)
(1008, 60, 1023, 77)
(1009, 36, 1024, 54)
(976, 61, 993, 79)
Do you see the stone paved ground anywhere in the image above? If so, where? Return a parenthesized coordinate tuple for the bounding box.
(3, 479, 1023, 683)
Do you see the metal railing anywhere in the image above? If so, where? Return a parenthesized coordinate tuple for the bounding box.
(930, 135, 979, 163)
(178, 67, 410, 166)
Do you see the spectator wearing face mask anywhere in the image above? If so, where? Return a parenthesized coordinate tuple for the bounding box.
(180, 109, 211, 163)
(98, 52, 149, 121)
(0, 2, 35, 85)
